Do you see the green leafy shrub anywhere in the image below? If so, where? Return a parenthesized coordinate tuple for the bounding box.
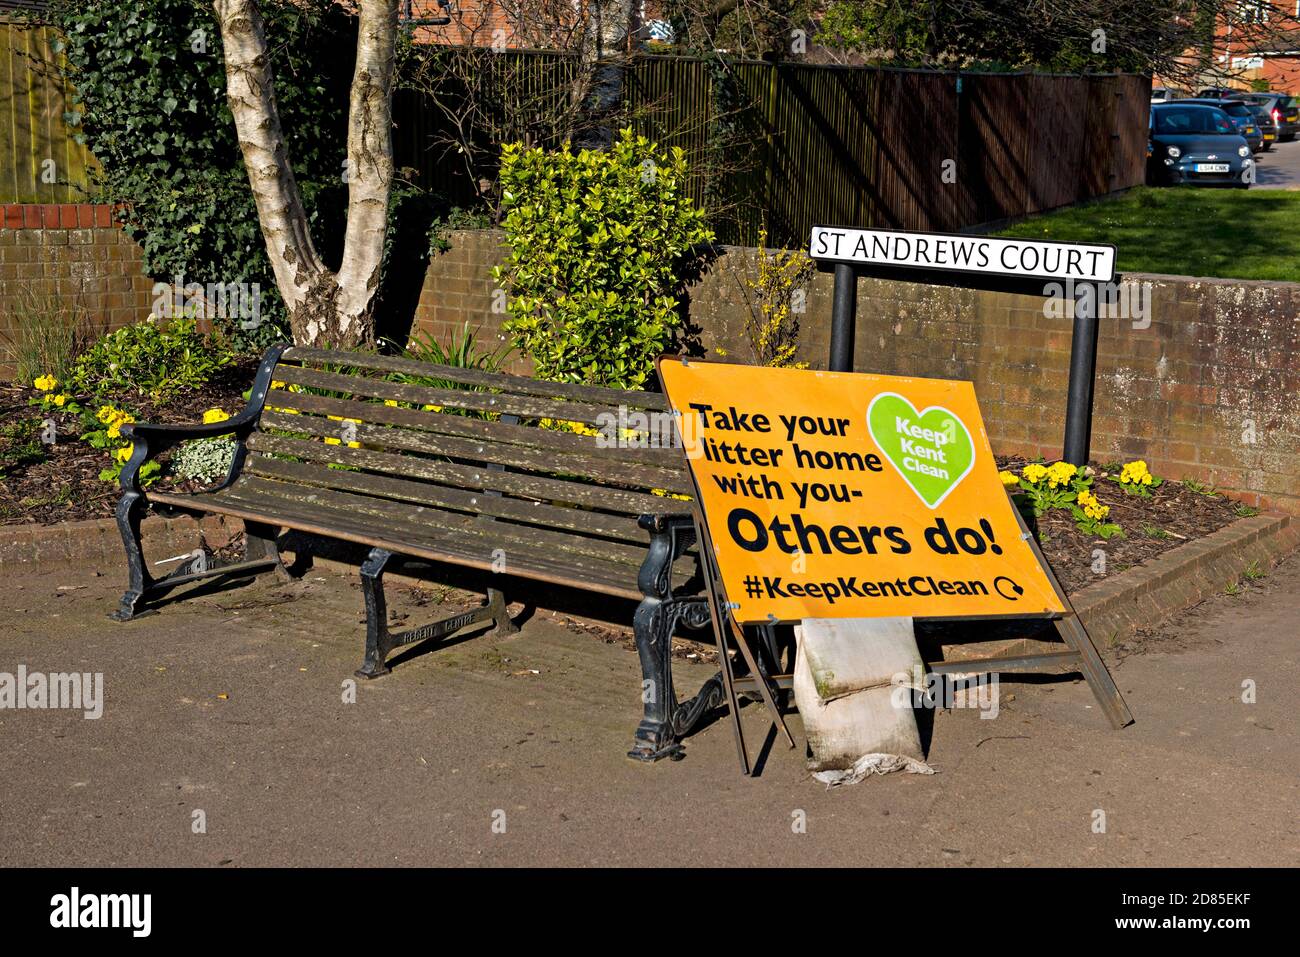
(172, 436, 236, 484)
(493, 129, 713, 389)
(70, 319, 233, 400)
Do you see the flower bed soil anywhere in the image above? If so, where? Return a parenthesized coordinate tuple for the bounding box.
(1, 368, 1248, 598)
(997, 454, 1243, 594)
(0, 355, 260, 526)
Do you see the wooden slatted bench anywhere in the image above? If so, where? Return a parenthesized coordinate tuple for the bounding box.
(109, 344, 719, 761)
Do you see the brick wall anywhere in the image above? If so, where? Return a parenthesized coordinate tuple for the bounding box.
(414, 229, 1300, 513)
(414, 228, 531, 375)
(0, 204, 155, 375)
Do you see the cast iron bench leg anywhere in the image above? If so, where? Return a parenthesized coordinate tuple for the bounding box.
(355, 550, 518, 679)
(356, 547, 395, 679)
(109, 491, 152, 622)
(485, 585, 517, 637)
(628, 514, 717, 762)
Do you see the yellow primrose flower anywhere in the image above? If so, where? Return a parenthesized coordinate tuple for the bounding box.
(1119, 460, 1152, 485)
(106, 413, 135, 439)
(34, 374, 58, 392)
(1046, 461, 1077, 488)
(270, 380, 286, 390)
(51, 393, 69, 408)
(651, 488, 691, 501)
(1022, 463, 1048, 484)
(383, 399, 399, 407)
(999, 470, 1020, 487)
(96, 405, 117, 424)
(422, 404, 442, 412)
(115, 444, 134, 463)
(202, 408, 230, 424)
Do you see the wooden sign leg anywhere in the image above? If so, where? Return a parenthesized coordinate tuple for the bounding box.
(1054, 613, 1133, 729)
(693, 511, 795, 773)
(1011, 500, 1134, 729)
(704, 574, 752, 774)
(726, 614, 796, 750)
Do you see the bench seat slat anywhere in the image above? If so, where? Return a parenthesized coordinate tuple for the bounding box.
(245, 433, 685, 517)
(148, 485, 650, 600)
(220, 475, 652, 568)
(259, 410, 694, 495)
(246, 455, 657, 544)
(265, 389, 685, 468)
(281, 346, 671, 410)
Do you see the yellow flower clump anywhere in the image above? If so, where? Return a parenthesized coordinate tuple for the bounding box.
(1021, 463, 1048, 484)
(34, 374, 58, 392)
(1119, 460, 1153, 486)
(1076, 489, 1109, 521)
(202, 408, 231, 424)
(999, 470, 1020, 487)
(1045, 461, 1077, 488)
(540, 418, 600, 437)
(97, 406, 135, 438)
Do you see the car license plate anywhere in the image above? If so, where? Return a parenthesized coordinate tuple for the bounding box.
(1195, 163, 1230, 172)
(1265, 133, 1276, 140)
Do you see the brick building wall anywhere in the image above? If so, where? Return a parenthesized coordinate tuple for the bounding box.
(0, 203, 155, 375)
(414, 229, 1300, 513)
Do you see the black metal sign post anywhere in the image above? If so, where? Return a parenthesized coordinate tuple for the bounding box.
(828, 263, 858, 373)
(814, 226, 1116, 465)
(1062, 282, 1098, 466)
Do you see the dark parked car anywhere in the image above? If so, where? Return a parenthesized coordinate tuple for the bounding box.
(1248, 103, 1277, 150)
(1242, 92, 1300, 141)
(1197, 87, 1242, 99)
(1148, 103, 1254, 188)
(1179, 98, 1263, 152)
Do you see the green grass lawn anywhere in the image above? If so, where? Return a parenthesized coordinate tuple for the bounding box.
(996, 187, 1300, 282)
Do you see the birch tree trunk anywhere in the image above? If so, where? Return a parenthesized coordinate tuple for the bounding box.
(572, 0, 638, 149)
(214, 0, 396, 347)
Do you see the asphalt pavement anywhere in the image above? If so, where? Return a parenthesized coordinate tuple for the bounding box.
(1252, 135, 1300, 188)
(1, 552, 1296, 867)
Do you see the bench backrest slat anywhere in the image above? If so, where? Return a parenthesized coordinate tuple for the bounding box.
(281, 346, 671, 410)
(246, 432, 681, 517)
(258, 409, 692, 495)
(246, 455, 652, 543)
(265, 388, 684, 468)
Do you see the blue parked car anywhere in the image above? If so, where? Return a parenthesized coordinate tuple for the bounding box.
(1148, 103, 1254, 188)
(1178, 97, 1263, 152)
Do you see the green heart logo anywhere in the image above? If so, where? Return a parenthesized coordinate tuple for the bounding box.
(867, 392, 976, 508)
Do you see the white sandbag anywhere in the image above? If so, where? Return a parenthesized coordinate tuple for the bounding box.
(793, 617, 935, 787)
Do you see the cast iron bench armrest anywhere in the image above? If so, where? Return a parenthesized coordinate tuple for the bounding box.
(637, 511, 696, 602)
(116, 343, 291, 493)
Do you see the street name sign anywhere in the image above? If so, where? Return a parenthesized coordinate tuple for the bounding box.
(809, 225, 1116, 283)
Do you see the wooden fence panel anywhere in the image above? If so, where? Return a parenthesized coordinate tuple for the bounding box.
(0, 22, 94, 203)
(3, 25, 1148, 242)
